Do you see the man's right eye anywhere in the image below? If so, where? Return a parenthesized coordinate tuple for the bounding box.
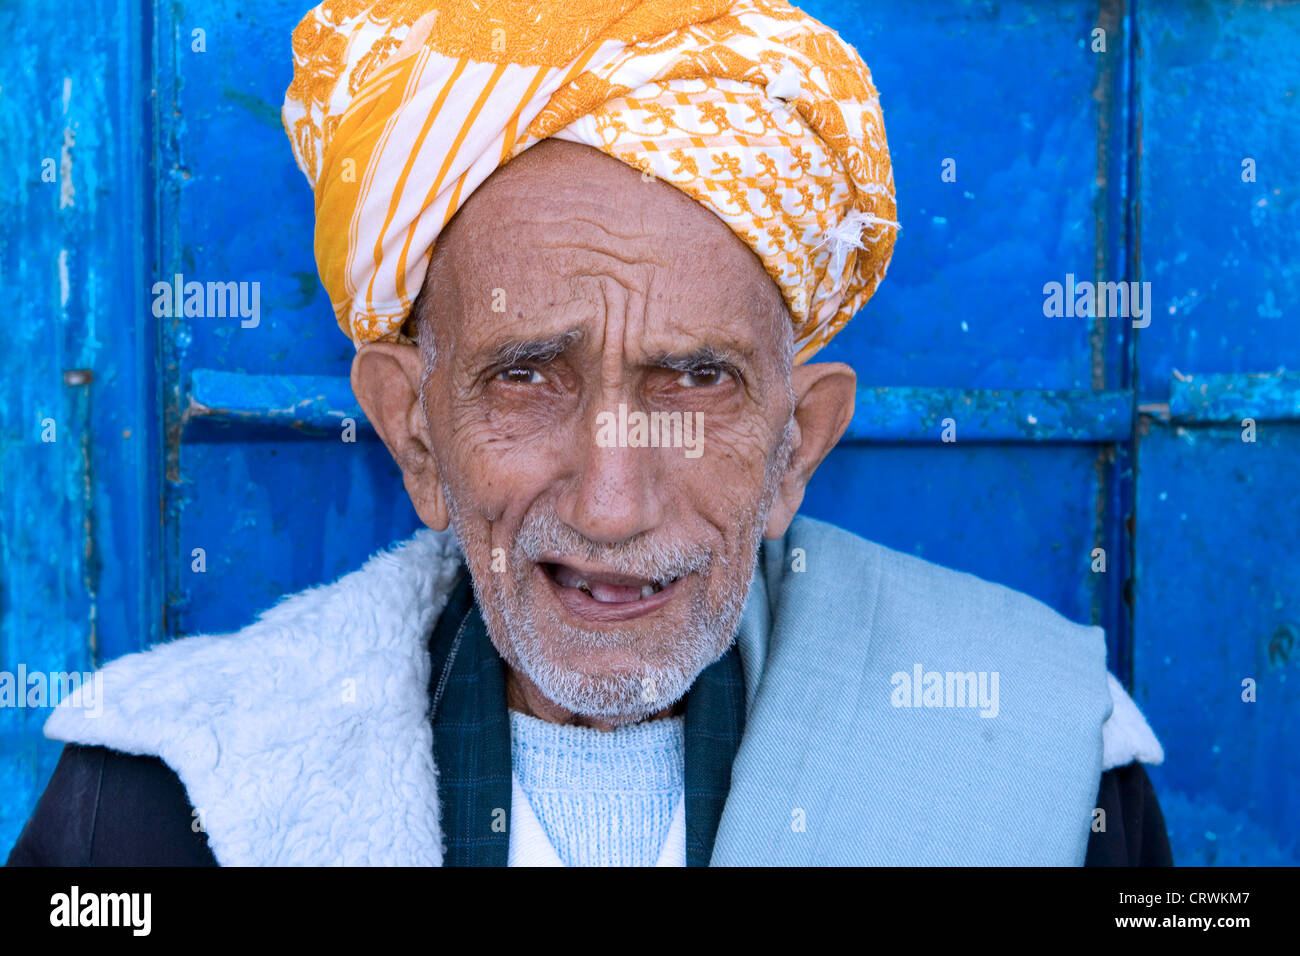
(496, 366, 545, 384)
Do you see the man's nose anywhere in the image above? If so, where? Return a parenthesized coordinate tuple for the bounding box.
(557, 402, 667, 546)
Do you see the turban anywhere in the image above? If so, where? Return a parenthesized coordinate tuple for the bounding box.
(282, 0, 898, 363)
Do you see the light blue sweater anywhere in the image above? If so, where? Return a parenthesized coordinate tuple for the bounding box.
(509, 709, 684, 867)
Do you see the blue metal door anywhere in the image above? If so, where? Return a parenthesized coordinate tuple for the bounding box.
(3, 0, 1296, 864)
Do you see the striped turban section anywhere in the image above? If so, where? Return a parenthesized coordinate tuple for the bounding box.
(282, 0, 898, 363)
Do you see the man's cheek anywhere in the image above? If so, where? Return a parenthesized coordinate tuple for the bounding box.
(675, 422, 774, 493)
(448, 416, 569, 488)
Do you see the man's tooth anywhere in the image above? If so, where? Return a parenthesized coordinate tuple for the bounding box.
(640, 584, 655, 599)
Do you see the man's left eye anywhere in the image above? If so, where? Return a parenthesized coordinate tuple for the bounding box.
(675, 365, 729, 387)
(496, 366, 545, 384)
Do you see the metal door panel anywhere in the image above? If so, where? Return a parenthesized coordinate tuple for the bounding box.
(4, 0, 1296, 865)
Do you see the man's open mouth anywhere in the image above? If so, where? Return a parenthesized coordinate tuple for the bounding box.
(538, 561, 686, 621)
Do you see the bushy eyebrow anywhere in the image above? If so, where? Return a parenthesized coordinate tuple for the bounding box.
(486, 328, 584, 367)
(646, 345, 747, 373)
(483, 331, 749, 375)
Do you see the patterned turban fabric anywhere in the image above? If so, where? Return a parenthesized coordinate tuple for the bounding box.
(283, 0, 898, 363)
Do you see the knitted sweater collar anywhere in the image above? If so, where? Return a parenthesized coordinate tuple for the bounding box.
(426, 574, 744, 867)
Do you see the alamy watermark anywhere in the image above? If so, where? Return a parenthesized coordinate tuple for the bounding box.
(890, 663, 999, 718)
(1042, 273, 1151, 328)
(50, 886, 150, 935)
(595, 403, 704, 459)
(151, 273, 260, 327)
(0, 665, 102, 717)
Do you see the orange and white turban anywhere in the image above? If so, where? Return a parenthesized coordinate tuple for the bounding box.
(283, 0, 898, 363)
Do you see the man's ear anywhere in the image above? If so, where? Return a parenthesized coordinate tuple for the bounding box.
(764, 361, 856, 539)
(350, 341, 450, 531)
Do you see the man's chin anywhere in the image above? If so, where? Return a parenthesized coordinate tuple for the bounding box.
(468, 541, 758, 723)
(510, 653, 693, 720)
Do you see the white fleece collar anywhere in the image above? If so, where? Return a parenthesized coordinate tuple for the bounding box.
(45, 527, 465, 866)
(44, 524, 1161, 866)
(1103, 672, 1165, 768)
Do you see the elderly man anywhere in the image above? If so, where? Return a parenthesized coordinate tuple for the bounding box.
(9, 0, 1169, 867)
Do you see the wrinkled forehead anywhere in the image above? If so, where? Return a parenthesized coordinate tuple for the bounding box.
(422, 140, 791, 362)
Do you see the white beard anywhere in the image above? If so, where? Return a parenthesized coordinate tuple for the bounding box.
(442, 417, 793, 723)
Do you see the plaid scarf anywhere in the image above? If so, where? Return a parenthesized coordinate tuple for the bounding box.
(428, 566, 746, 866)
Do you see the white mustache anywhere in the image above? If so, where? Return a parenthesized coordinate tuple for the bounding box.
(514, 509, 712, 582)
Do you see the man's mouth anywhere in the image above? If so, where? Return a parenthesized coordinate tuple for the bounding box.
(539, 561, 686, 622)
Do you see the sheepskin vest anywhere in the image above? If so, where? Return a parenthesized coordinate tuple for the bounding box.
(44, 515, 1161, 865)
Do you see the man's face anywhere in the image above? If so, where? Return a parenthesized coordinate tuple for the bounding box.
(353, 139, 858, 726)
(416, 140, 796, 723)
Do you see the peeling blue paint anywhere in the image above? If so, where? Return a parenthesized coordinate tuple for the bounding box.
(845, 387, 1132, 442)
(1170, 370, 1300, 423)
(2, 0, 1296, 867)
(187, 369, 369, 433)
